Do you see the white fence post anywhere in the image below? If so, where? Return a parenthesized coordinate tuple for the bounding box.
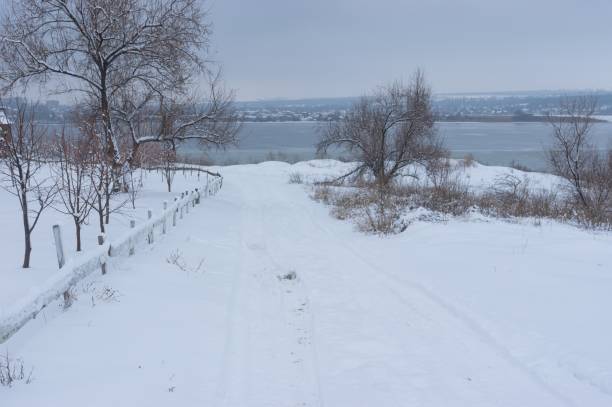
(52, 224, 65, 269)
(53, 224, 71, 308)
(147, 209, 154, 244)
(129, 220, 136, 255)
(162, 201, 168, 234)
(98, 235, 107, 275)
(173, 197, 178, 227)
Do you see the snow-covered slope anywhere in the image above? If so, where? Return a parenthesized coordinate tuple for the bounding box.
(2, 160, 611, 406)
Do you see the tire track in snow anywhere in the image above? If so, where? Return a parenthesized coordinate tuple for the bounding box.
(260, 205, 325, 407)
(293, 195, 577, 407)
(214, 198, 252, 406)
(214, 182, 322, 407)
(216, 171, 576, 406)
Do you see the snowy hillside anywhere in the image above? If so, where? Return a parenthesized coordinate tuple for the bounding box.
(1, 160, 612, 406)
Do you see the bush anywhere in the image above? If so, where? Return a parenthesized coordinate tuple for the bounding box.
(288, 172, 304, 184)
(0, 352, 32, 387)
(311, 183, 408, 234)
(358, 188, 408, 234)
(310, 157, 610, 234)
(311, 184, 332, 204)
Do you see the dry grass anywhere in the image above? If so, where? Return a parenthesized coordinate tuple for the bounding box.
(311, 183, 408, 234)
(310, 160, 610, 234)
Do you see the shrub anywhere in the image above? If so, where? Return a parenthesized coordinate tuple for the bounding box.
(288, 172, 304, 184)
(311, 184, 332, 204)
(310, 156, 610, 234)
(0, 352, 32, 387)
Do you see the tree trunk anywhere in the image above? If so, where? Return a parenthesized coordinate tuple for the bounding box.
(22, 223, 32, 269)
(21, 192, 32, 269)
(75, 220, 82, 252)
(104, 194, 110, 225)
(104, 172, 111, 225)
(96, 194, 105, 234)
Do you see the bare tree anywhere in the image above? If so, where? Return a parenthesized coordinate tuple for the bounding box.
(548, 97, 612, 224)
(66, 112, 114, 234)
(52, 130, 96, 252)
(159, 142, 178, 193)
(0, 105, 56, 268)
(317, 71, 443, 188)
(0, 0, 239, 174)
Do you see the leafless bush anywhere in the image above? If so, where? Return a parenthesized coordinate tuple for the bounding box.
(411, 158, 473, 215)
(311, 183, 408, 234)
(311, 184, 333, 204)
(166, 249, 205, 273)
(82, 282, 121, 307)
(548, 97, 612, 227)
(0, 352, 32, 387)
(288, 172, 304, 184)
(96, 287, 121, 304)
(492, 174, 532, 213)
(329, 188, 370, 220)
(359, 188, 408, 234)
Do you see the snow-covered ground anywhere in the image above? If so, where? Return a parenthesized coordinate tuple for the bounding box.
(2, 160, 612, 406)
(0, 169, 211, 313)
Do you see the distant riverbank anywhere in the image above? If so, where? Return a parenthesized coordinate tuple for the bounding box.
(179, 121, 612, 171)
(238, 115, 611, 124)
(438, 115, 610, 123)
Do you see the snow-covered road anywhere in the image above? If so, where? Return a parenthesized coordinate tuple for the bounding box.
(3, 161, 612, 406)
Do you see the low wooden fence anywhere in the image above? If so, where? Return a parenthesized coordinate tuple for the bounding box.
(0, 175, 223, 343)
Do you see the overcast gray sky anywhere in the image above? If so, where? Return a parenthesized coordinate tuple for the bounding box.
(208, 0, 612, 100)
(2, 0, 611, 101)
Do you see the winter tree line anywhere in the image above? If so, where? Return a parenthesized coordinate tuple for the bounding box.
(0, 0, 240, 268)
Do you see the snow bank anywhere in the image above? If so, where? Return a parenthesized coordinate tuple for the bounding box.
(0, 176, 222, 343)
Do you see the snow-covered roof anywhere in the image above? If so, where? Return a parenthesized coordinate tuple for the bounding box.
(0, 109, 9, 125)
